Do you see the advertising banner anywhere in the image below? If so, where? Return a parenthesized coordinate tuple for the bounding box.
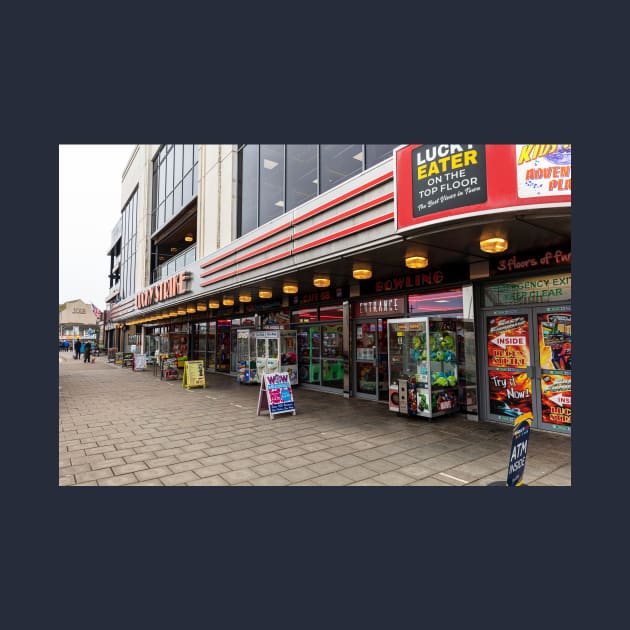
(538, 311, 572, 371)
(257, 372, 296, 419)
(395, 144, 571, 232)
(487, 315, 530, 369)
(183, 360, 206, 389)
(541, 373, 571, 428)
(516, 144, 571, 198)
(411, 144, 487, 218)
(506, 414, 532, 486)
(487, 315, 532, 421)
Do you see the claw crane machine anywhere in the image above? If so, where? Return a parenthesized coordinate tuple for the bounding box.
(387, 317, 459, 419)
(236, 328, 257, 383)
(254, 330, 298, 385)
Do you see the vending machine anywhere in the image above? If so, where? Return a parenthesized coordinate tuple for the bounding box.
(387, 317, 459, 419)
(254, 330, 298, 385)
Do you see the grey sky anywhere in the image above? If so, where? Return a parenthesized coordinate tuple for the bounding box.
(59, 144, 136, 309)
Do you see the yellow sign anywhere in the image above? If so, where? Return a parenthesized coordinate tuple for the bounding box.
(182, 360, 206, 389)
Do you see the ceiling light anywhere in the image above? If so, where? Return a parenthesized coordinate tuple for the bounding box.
(208, 299, 220, 309)
(283, 281, 299, 294)
(222, 296, 234, 306)
(177, 306, 186, 316)
(170, 247, 178, 254)
(480, 237, 508, 253)
(352, 265, 372, 280)
(405, 255, 429, 269)
(258, 289, 273, 299)
(239, 293, 252, 303)
(184, 233, 194, 242)
(169, 310, 178, 318)
(186, 304, 196, 314)
(263, 159, 279, 170)
(313, 275, 330, 288)
(196, 302, 207, 312)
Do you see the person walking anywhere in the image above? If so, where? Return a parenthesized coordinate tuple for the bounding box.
(83, 342, 92, 364)
(74, 338, 81, 360)
(63, 340, 70, 352)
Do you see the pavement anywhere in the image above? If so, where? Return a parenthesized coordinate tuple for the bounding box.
(58, 351, 571, 486)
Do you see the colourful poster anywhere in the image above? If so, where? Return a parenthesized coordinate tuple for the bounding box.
(516, 144, 571, 198)
(488, 370, 533, 419)
(487, 315, 530, 369)
(541, 373, 572, 427)
(257, 372, 296, 419)
(538, 311, 572, 371)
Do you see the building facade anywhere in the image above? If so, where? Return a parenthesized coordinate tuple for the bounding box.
(105, 144, 571, 435)
(59, 299, 101, 345)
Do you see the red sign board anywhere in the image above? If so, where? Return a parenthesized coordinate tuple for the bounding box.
(394, 144, 571, 233)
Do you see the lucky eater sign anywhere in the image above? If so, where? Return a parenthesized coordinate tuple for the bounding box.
(412, 144, 487, 218)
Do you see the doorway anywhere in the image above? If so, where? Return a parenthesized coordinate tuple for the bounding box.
(481, 304, 571, 434)
(354, 318, 389, 401)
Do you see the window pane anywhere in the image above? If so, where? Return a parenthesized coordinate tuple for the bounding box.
(158, 160, 166, 203)
(259, 144, 285, 225)
(365, 144, 398, 168)
(182, 172, 192, 206)
(320, 144, 362, 193)
(286, 144, 317, 211)
(183, 144, 193, 175)
(238, 145, 259, 236)
(174, 144, 183, 183)
(166, 151, 173, 197)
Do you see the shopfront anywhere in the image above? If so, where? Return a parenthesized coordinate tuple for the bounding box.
(478, 265, 571, 435)
(293, 303, 345, 393)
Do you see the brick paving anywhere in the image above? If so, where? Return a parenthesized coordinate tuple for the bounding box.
(58, 352, 571, 486)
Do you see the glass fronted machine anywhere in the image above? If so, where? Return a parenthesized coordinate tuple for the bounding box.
(236, 329, 298, 385)
(387, 317, 459, 419)
(236, 329, 257, 383)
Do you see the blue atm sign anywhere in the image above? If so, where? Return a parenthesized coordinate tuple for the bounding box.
(506, 415, 532, 486)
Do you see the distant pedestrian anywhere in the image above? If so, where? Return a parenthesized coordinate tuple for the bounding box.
(74, 338, 81, 360)
(63, 340, 70, 352)
(83, 342, 92, 364)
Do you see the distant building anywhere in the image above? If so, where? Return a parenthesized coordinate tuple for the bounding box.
(59, 299, 101, 343)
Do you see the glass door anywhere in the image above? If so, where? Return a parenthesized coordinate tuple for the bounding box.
(355, 319, 388, 400)
(482, 305, 571, 434)
(355, 321, 377, 398)
(484, 311, 534, 423)
(536, 306, 571, 433)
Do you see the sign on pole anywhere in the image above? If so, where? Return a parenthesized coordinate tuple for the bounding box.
(506, 412, 532, 486)
(257, 372, 296, 420)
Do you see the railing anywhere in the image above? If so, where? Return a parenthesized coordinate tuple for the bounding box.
(152, 245, 196, 283)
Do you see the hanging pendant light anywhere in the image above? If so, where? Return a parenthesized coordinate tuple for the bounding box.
(313, 275, 331, 288)
(283, 281, 298, 294)
(352, 264, 372, 280)
(405, 255, 429, 269)
(258, 288, 272, 299)
(479, 237, 508, 253)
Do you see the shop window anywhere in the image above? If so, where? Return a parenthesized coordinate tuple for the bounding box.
(408, 289, 463, 314)
(319, 304, 343, 321)
(292, 307, 318, 323)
